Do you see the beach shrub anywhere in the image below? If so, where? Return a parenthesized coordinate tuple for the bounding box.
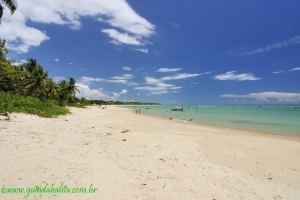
(0, 92, 70, 117)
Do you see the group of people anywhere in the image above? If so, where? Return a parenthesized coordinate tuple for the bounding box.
(98, 105, 107, 109)
(133, 107, 142, 114)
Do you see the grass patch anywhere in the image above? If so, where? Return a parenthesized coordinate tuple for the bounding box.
(0, 92, 70, 118)
(70, 102, 87, 108)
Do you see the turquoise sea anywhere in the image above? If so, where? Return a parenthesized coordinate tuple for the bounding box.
(130, 105, 300, 136)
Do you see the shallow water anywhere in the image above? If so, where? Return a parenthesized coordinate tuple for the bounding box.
(129, 105, 300, 136)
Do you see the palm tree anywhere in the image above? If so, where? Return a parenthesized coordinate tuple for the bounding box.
(21, 59, 49, 98)
(67, 78, 79, 95)
(67, 78, 79, 103)
(45, 79, 58, 99)
(0, 0, 17, 23)
(0, 39, 8, 60)
(57, 80, 69, 106)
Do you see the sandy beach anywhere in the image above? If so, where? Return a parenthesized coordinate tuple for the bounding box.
(0, 106, 300, 200)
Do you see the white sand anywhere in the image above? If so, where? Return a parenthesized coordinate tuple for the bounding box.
(0, 106, 299, 200)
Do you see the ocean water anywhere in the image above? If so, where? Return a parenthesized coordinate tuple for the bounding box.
(129, 105, 300, 136)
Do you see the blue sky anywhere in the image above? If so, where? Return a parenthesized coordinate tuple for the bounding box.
(1, 0, 300, 104)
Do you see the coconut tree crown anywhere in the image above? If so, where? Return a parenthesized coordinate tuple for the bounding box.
(0, 0, 17, 22)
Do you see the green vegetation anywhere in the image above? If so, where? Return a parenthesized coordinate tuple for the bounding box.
(84, 99, 160, 106)
(0, 39, 79, 117)
(0, 92, 69, 117)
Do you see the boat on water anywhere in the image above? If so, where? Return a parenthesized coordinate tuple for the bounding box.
(171, 106, 183, 111)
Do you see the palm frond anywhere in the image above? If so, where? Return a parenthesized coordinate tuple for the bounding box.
(0, 5, 3, 19)
(1, 0, 17, 13)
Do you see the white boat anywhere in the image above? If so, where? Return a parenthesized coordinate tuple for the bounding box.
(171, 106, 183, 111)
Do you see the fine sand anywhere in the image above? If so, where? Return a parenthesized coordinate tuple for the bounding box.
(0, 106, 299, 200)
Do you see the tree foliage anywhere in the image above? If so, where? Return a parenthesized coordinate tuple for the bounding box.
(0, 39, 80, 105)
(0, 0, 17, 23)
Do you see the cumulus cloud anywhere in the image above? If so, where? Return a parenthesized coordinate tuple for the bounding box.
(0, 21, 49, 52)
(76, 82, 110, 100)
(76, 83, 127, 100)
(0, 0, 155, 53)
(235, 35, 300, 56)
(157, 68, 182, 73)
(221, 92, 300, 103)
(214, 71, 260, 81)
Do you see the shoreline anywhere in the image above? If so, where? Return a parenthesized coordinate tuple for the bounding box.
(121, 106, 300, 142)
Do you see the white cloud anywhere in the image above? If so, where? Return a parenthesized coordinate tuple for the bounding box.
(134, 76, 182, 94)
(221, 92, 300, 103)
(122, 66, 132, 71)
(112, 89, 128, 98)
(102, 29, 142, 46)
(54, 58, 59, 62)
(214, 71, 260, 81)
(76, 82, 110, 100)
(271, 67, 300, 74)
(80, 76, 105, 83)
(111, 74, 134, 80)
(289, 67, 300, 72)
(0, 0, 155, 53)
(134, 71, 211, 94)
(80, 74, 136, 86)
(236, 35, 300, 56)
(161, 72, 210, 81)
(120, 89, 128, 94)
(272, 71, 284, 74)
(0, 21, 49, 52)
(157, 68, 182, 73)
(132, 48, 149, 54)
(76, 83, 127, 100)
